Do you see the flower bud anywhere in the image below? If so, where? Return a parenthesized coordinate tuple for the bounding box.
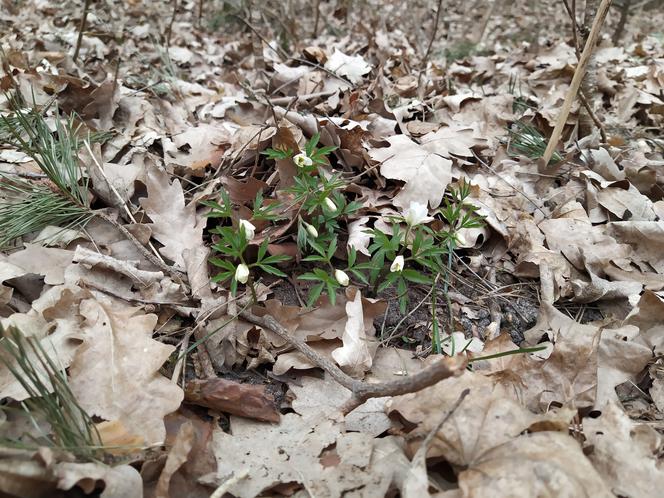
(234, 263, 250, 284)
(239, 219, 255, 240)
(303, 221, 318, 238)
(390, 255, 404, 272)
(323, 197, 337, 212)
(334, 269, 349, 286)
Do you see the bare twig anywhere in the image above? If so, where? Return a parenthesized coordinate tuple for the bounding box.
(312, 0, 321, 37)
(561, 0, 608, 143)
(72, 0, 92, 63)
(418, 0, 444, 93)
(239, 309, 468, 414)
(543, 0, 612, 164)
(94, 210, 187, 282)
(165, 0, 179, 49)
(84, 141, 168, 267)
(414, 388, 469, 460)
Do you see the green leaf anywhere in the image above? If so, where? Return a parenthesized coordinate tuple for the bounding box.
(257, 239, 269, 262)
(306, 282, 325, 307)
(261, 253, 291, 265)
(326, 281, 337, 306)
(401, 269, 432, 284)
(259, 264, 288, 277)
(209, 258, 235, 270)
(298, 272, 323, 282)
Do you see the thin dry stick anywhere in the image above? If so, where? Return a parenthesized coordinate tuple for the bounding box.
(410, 388, 469, 467)
(95, 211, 187, 281)
(312, 0, 321, 37)
(84, 141, 167, 266)
(542, 0, 612, 164)
(165, 0, 179, 48)
(197, 0, 204, 28)
(418, 0, 444, 93)
(72, 0, 92, 63)
(561, 0, 608, 142)
(239, 309, 468, 414)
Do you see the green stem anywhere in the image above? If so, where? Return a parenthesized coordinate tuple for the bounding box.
(467, 345, 548, 363)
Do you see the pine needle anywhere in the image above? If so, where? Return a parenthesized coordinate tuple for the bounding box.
(0, 96, 93, 247)
(0, 325, 102, 459)
(508, 120, 563, 163)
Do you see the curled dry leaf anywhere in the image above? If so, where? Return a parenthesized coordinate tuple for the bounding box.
(185, 377, 280, 423)
(331, 289, 376, 378)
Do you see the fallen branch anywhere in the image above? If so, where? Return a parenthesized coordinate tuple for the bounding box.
(239, 309, 468, 414)
(542, 0, 612, 164)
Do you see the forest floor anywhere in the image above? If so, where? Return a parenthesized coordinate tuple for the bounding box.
(0, 0, 663, 497)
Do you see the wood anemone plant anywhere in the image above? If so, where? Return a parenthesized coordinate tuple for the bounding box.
(0, 97, 93, 248)
(0, 325, 102, 459)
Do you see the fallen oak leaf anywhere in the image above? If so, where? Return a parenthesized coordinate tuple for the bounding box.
(68, 297, 184, 445)
(369, 134, 452, 209)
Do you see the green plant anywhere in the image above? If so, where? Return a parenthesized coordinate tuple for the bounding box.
(0, 97, 94, 248)
(0, 325, 101, 459)
(206, 213, 291, 297)
(507, 120, 563, 163)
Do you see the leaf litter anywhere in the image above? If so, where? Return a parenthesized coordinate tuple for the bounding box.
(0, 0, 664, 497)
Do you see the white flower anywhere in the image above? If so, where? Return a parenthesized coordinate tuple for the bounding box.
(293, 152, 313, 168)
(390, 255, 405, 272)
(442, 332, 484, 357)
(303, 221, 318, 238)
(323, 197, 337, 212)
(234, 263, 250, 284)
(239, 219, 255, 240)
(402, 201, 434, 226)
(334, 269, 350, 286)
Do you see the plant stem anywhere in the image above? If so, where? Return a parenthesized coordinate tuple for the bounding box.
(73, 0, 92, 63)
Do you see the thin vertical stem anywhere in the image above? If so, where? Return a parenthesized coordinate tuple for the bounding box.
(312, 0, 321, 37)
(166, 0, 179, 48)
(72, 0, 92, 63)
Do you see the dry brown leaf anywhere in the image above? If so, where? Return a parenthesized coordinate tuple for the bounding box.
(0, 447, 142, 498)
(583, 402, 664, 497)
(420, 123, 487, 158)
(457, 432, 613, 498)
(68, 297, 183, 445)
(139, 167, 207, 270)
(212, 412, 411, 497)
(498, 302, 601, 411)
(331, 289, 376, 378)
(387, 371, 574, 464)
(369, 135, 452, 209)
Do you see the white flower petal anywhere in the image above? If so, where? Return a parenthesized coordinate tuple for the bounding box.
(239, 219, 255, 240)
(235, 263, 250, 284)
(334, 269, 350, 286)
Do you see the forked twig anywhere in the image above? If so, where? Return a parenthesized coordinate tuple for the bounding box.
(239, 309, 468, 414)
